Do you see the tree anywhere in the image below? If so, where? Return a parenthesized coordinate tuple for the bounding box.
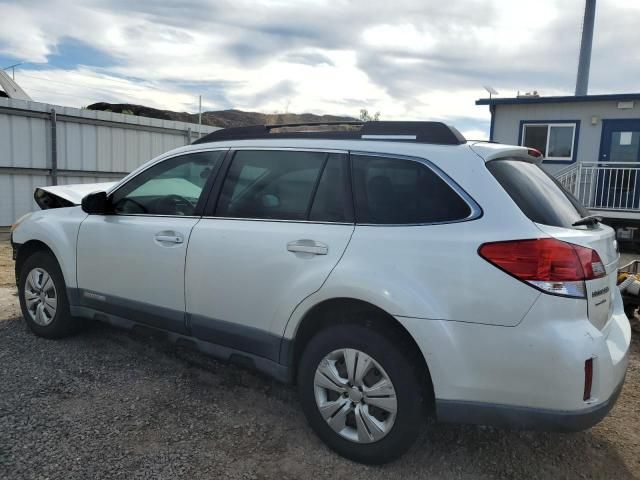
(359, 109, 380, 122)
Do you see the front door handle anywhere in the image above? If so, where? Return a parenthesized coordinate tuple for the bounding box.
(154, 232, 184, 244)
(287, 239, 328, 255)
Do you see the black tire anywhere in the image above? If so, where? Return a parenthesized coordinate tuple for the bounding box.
(297, 323, 425, 464)
(18, 250, 80, 339)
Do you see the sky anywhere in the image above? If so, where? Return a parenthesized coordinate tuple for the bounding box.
(0, 0, 639, 139)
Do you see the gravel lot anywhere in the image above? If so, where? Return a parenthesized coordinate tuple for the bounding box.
(1, 241, 639, 479)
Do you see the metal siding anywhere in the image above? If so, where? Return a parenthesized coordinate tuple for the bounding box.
(0, 114, 49, 169)
(0, 174, 48, 224)
(58, 175, 124, 185)
(124, 129, 138, 171)
(0, 97, 218, 225)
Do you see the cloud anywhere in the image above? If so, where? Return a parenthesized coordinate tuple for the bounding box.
(284, 51, 334, 67)
(1, 0, 639, 138)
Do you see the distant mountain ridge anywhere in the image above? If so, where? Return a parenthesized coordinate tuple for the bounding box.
(87, 102, 356, 128)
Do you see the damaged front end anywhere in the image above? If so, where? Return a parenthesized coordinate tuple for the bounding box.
(33, 182, 116, 210)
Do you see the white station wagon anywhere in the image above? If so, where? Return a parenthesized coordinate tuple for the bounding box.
(11, 121, 631, 464)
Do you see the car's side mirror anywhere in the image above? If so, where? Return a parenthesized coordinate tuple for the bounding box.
(81, 191, 111, 214)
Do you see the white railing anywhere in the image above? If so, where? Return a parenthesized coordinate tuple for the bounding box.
(555, 162, 640, 212)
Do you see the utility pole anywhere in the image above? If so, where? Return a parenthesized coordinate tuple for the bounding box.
(575, 0, 596, 96)
(198, 95, 202, 136)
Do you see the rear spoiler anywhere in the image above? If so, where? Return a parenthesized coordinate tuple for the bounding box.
(469, 142, 544, 164)
(34, 182, 117, 210)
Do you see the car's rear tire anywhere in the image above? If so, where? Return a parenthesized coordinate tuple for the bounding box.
(297, 323, 425, 464)
(18, 250, 80, 339)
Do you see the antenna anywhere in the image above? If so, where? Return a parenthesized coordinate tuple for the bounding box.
(2, 62, 23, 81)
(0, 67, 32, 100)
(483, 85, 499, 99)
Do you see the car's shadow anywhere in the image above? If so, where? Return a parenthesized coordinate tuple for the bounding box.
(1, 314, 636, 479)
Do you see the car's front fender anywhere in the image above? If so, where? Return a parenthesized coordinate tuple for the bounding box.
(12, 206, 88, 287)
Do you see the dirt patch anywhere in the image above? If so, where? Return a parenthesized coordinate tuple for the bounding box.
(0, 242, 15, 288)
(1, 242, 639, 479)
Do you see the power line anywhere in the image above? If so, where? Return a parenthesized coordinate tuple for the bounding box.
(21, 85, 196, 114)
(17, 71, 163, 93)
(13, 70, 205, 112)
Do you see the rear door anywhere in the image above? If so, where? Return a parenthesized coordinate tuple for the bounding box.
(487, 158, 618, 330)
(185, 149, 354, 361)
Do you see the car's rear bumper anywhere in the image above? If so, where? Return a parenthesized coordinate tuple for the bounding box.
(435, 376, 625, 432)
(396, 289, 631, 431)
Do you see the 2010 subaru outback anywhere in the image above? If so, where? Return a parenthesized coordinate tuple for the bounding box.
(11, 121, 631, 464)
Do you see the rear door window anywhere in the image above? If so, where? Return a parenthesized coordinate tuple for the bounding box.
(216, 150, 349, 221)
(486, 159, 589, 228)
(351, 154, 472, 224)
(309, 155, 350, 222)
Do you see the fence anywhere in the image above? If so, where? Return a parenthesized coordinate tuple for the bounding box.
(556, 162, 640, 212)
(0, 97, 219, 226)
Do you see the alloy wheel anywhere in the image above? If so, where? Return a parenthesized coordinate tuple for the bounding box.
(24, 267, 58, 326)
(313, 348, 397, 444)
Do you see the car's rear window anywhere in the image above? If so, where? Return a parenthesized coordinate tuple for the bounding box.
(486, 159, 589, 228)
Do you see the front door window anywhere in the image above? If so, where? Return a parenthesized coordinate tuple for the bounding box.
(111, 150, 225, 216)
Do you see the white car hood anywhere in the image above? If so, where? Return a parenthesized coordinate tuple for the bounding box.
(34, 182, 117, 209)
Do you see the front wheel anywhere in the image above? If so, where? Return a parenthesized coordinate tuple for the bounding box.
(297, 323, 426, 464)
(18, 250, 80, 338)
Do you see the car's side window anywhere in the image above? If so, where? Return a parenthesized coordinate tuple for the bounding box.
(111, 150, 224, 216)
(352, 154, 472, 224)
(216, 150, 348, 221)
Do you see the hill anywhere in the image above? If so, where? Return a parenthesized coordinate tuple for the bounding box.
(86, 102, 356, 128)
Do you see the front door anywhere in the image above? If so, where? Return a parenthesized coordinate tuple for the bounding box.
(76, 150, 225, 333)
(185, 149, 354, 362)
(596, 119, 640, 209)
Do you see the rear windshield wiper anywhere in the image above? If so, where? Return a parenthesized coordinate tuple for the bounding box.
(572, 214, 603, 227)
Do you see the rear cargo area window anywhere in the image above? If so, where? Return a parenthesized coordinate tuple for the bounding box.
(487, 159, 589, 228)
(352, 155, 471, 224)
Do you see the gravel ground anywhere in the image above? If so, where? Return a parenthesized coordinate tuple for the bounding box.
(1, 242, 639, 479)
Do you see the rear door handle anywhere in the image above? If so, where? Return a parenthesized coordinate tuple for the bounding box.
(287, 239, 328, 255)
(154, 232, 184, 244)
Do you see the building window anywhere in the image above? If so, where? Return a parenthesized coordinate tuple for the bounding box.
(521, 123, 577, 161)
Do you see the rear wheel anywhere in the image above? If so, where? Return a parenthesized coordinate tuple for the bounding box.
(18, 250, 80, 338)
(297, 323, 425, 464)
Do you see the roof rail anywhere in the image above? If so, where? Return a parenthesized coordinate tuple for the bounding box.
(193, 121, 466, 146)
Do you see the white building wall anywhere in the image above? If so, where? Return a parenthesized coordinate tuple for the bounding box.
(490, 100, 640, 174)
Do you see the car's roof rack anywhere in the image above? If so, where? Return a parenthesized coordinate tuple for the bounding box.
(193, 121, 466, 146)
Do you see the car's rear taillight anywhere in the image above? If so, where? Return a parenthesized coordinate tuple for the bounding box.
(478, 238, 605, 298)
